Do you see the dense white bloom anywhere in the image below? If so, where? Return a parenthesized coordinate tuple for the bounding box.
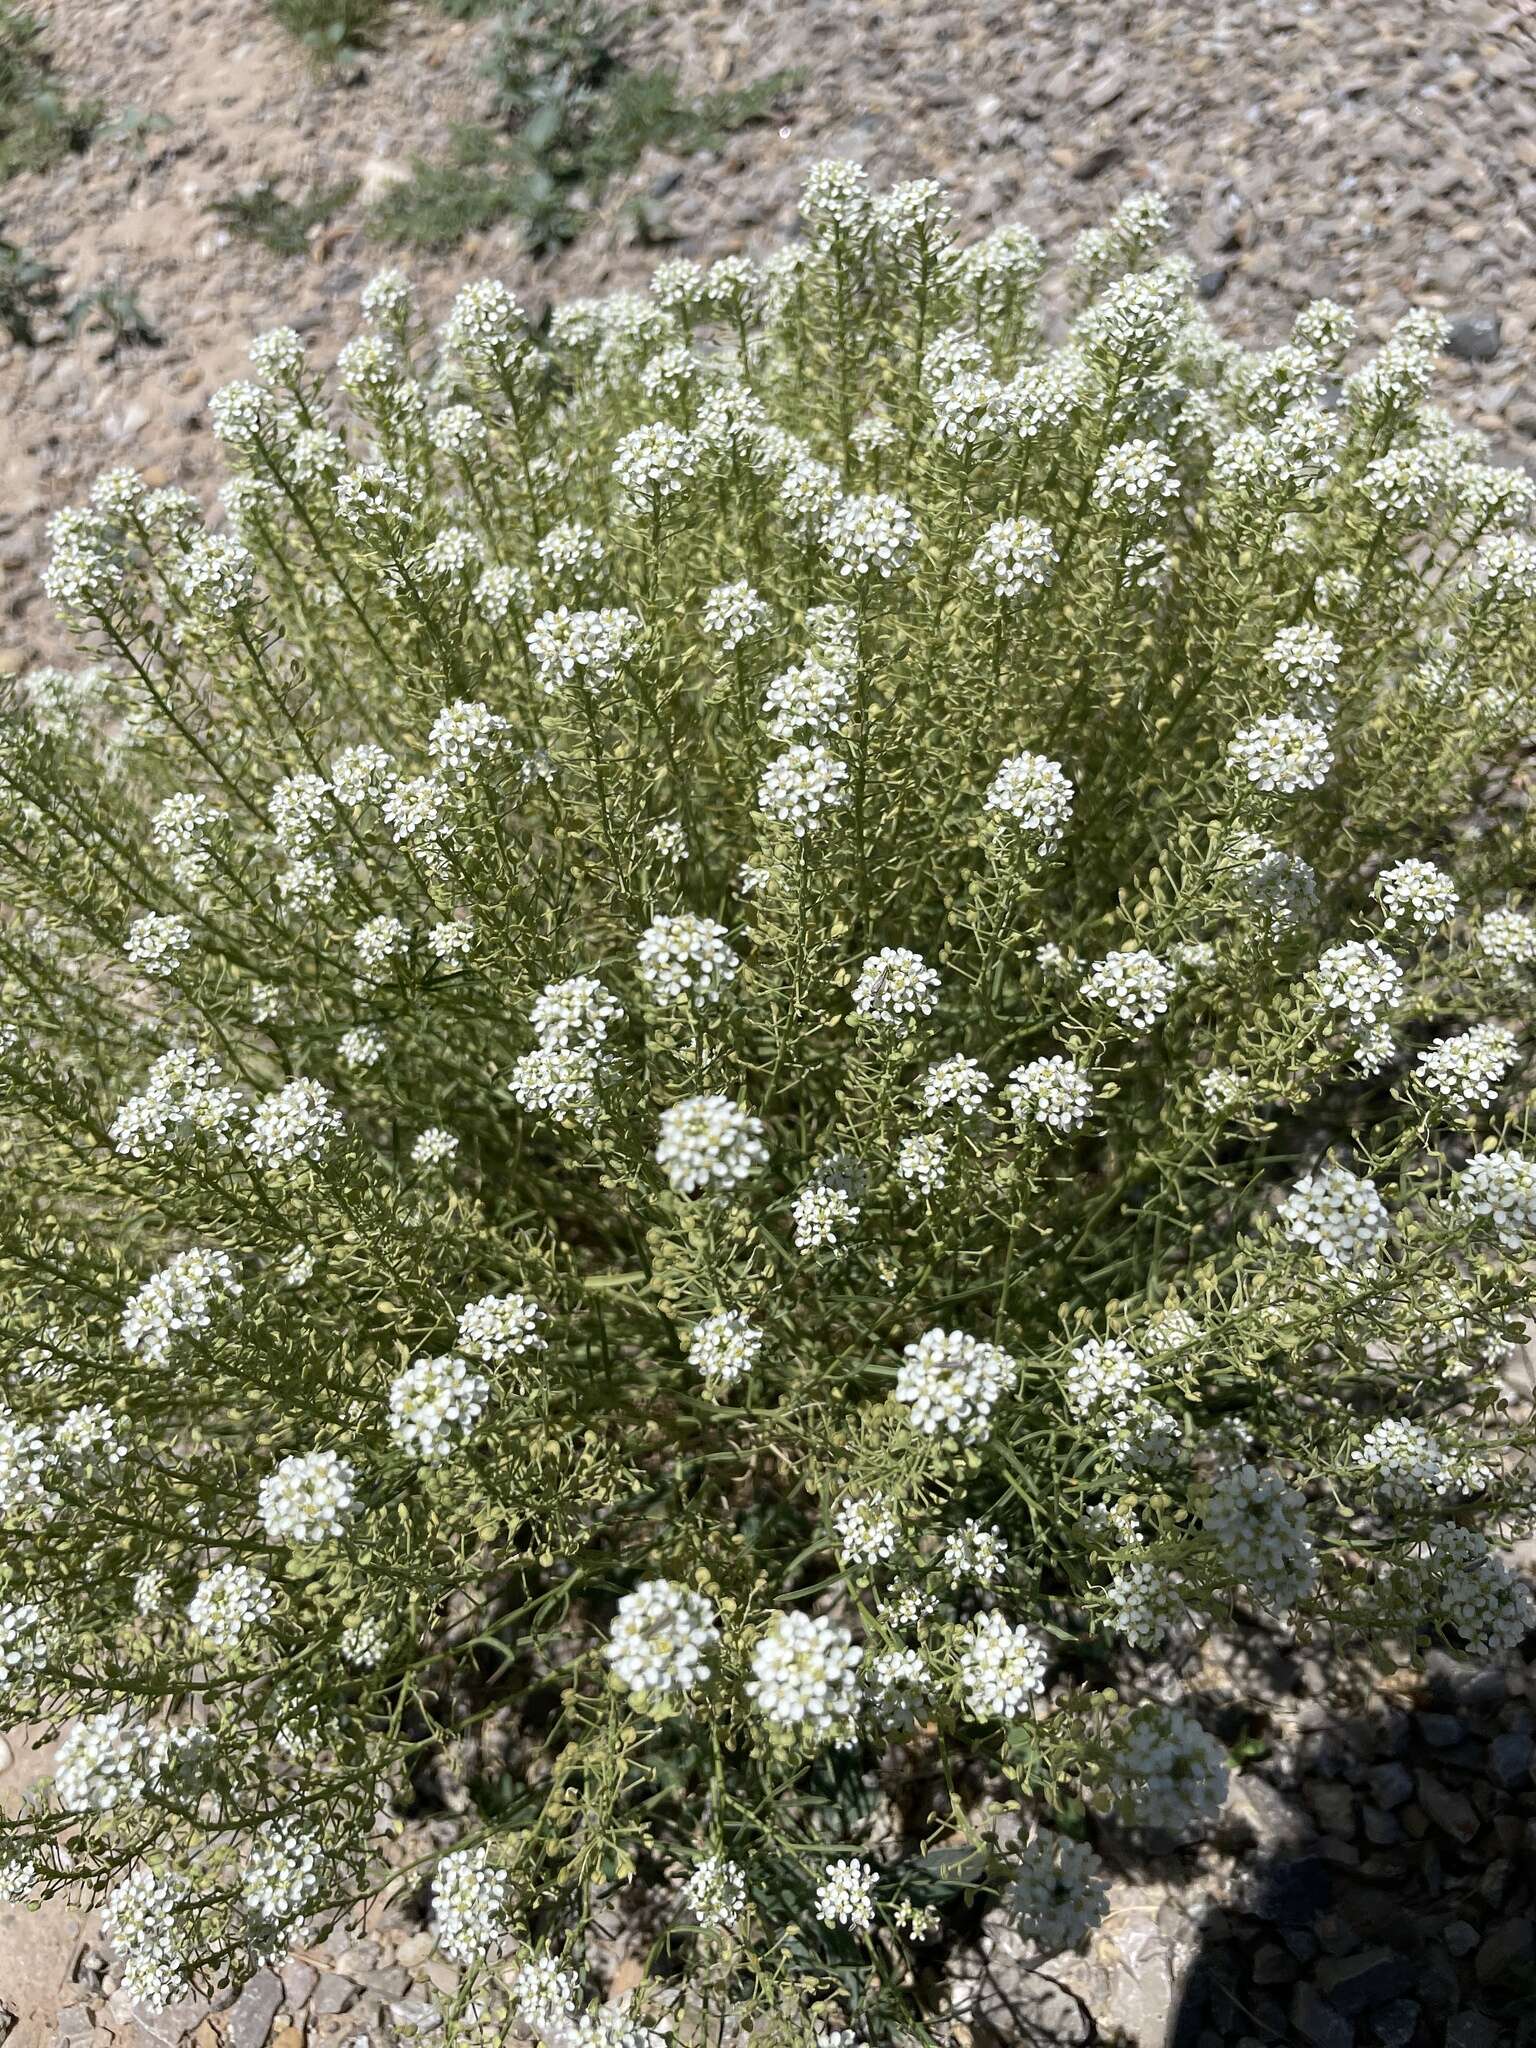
(259, 1450, 357, 1544)
(895, 1327, 1014, 1442)
(969, 516, 1057, 597)
(702, 579, 771, 650)
(1479, 907, 1536, 972)
(244, 1821, 324, 1959)
(1404, 1526, 1536, 1660)
(1227, 713, 1332, 793)
(757, 742, 849, 833)
(919, 1054, 990, 1118)
(683, 1857, 746, 1930)
(527, 605, 643, 694)
(1006, 1055, 1094, 1133)
(815, 1858, 879, 1932)
(151, 791, 219, 886)
(1204, 1464, 1316, 1612)
(1354, 1418, 1452, 1508)
(943, 1520, 1008, 1586)
(538, 519, 605, 587)
(122, 1248, 241, 1365)
(1081, 950, 1176, 1031)
(457, 1291, 546, 1364)
(530, 976, 622, 1052)
(823, 493, 917, 579)
(1314, 940, 1403, 1028)
(1007, 1831, 1109, 1953)
(1415, 1023, 1518, 1115)
(243, 1078, 343, 1169)
(102, 1868, 190, 2010)
(1105, 1559, 1188, 1650)
(1097, 1704, 1229, 1835)
(956, 1610, 1047, 1718)
(834, 1493, 901, 1567)
(613, 422, 698, 508)
(852, 948, 941, 1027)
(1376, 859, 1458, 933)
(1065, 1337, 1146, 1418)
(983, 752, 1074, 853)
(865, 1646, 929, 1732)
(411, 1126, 459, 1168)
(657, 1094, 768, 1196)
(793, 1180, 861, 1253)
(338, 1026, 386, 1071)
(389, 1355, 492, 1461)
(354, 914, 410, 972)
(430, 699, 509, 780)
(686, 1309, 763, 1391)
(124, 912, 192, 979)
(187, 1563, 275, 1649)
(896, 1130, 948, 1194)
(637, 914, 739, 1008)
(1092, 439, 1180, 520)
(747, 1610, 862, 1737)
(1455, 1148, 1536, 1251)
(799, 157, 872, 237)
(55, 1714, 147, 1813)
(606, 1580, 719, 1699)
(1278, 1162, 1391, 1268)
(762, 658, 849, 741)
(510, 1046, 602, 1127)
(432, 1846, 512, 1966)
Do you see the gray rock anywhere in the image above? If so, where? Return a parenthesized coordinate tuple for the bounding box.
(1485, 1730, 1531, 1789)
(226, 1973, 282, 2048)
(1362, 1807, 1403, 1847)
(56, 2013, 97, 2043)
(1220, 1774, 1313, 1853)
(1367, 2001, 1418, 2048)
(279, 1961, 318, 2012)
(1253, 1855, 1332, 1927)
(1415, 1713, 1463, 1749)
(1447, 312, 1502, 362)
(1253, 1943, 1296, 1986)
(1197, 267, 1230, 300)
(1306, 1782, 1357, 1836)
(1367, 1763, 1413, 1810)
(1442, 1918, 1479, 1957)
(1289, 1982, 1353, 2048)
(388, 1999, 443, 2036)
(1474, 1916, 1533, 1986)
(1415, 1771, 1478, 1843)
(309, 1973, 359, 2017)
(1444, 2015, 1499, 2048)
(1314, 1949, 1413, 2016)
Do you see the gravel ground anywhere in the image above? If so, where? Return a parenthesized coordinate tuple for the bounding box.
(3, 2, 1536, 2044)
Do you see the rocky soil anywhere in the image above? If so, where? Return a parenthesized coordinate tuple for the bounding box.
(3, 1, 1536, 2044)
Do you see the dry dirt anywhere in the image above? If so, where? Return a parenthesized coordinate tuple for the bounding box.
(2, 0, 1536, 2042)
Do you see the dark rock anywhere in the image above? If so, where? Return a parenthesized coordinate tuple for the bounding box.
(1368, 1763, 1414, 1810)
(1474, 1916, 1534, 1986)
(1442, 1918, 1479, 1957)
(1197, 267, 1230, 300)
(309, 1974, 359, 2017)
(1367, 2001, 1418, 2048)
(1307, 1782, 1358, 1836)
(1446, 313, 1502, 361)
(1459, 1669, 1506, 1712)
(1220, 1773, 1312, 1853)
(1315, 1949, 1414, 2016)
(1363, 1807, 1403, 1847)
(1414, 1947, 1460, 2009)
(1289, 1982, 1354, 2048)
(1255, 1856, 1332, 1927)
(1254, 1943, 1297, 1986)
(1444, 2015, 1500, 2048)
(1415, 1713, 1463, 1749)
(1415, 1771, 1478, 1843)
(1070, 142, 1124, 180)
(226, 1973, 282, 2048)
(1485, 1730, 1531, 1789)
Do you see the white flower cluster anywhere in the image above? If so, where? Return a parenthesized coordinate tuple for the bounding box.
(457, 1291, 546, 1364)
(656, 1094, 768, 1196)
(1065, 1337, 1146, 1419)
(1375, 858, 1458, 932)
(1454, 1148, 1536, 1251)
(956, 1610, 1047, 1718)
(757, 742, 849, 834)
(122, 1248, 242, 1366)
(259, 1450, 357, 1545)
(1414, 1023, 1518, 1115)
(1203, 1464, 1316, 1613)
(1096, 1704, 1229, 1835)
(685, 1308, 763, 1391)
(389, 1355, 492, 1461)
(920, 1055, 991, 1118)
(852, 947, 941, 1027)
(1314, 940, 1403, 1030)
(895, 1327, 1015, 1442)
(1278, 1162, 1391, 1269)
(815, 1857, 879, 1931)
(746, 1610, 862, 1738)
(683, 1856, 746, 1930)
(432, 1846, 512, 1966)
(637, 913, 740, 1008)
(969, 516, 1058, 598)
(1227, 713, 1333, 794)
(1006, 1055, 1094, 1133)
(187, 1562, 274, 1650)
(983, 752, 1075, 855)
(606, 1580, 719, 1699)
(1081, 950, 1177, 1032)
(834, 1493, 901, 1568)
(1007, 1830, 1109, 1953)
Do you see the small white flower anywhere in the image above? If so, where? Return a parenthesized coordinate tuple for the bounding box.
(606, 1580, 719, 1699)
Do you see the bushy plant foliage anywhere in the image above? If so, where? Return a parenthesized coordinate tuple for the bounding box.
(4, 172, 1536, 2039)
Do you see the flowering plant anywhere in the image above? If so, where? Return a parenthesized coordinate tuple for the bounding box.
(3, 171, 1535, 2041)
